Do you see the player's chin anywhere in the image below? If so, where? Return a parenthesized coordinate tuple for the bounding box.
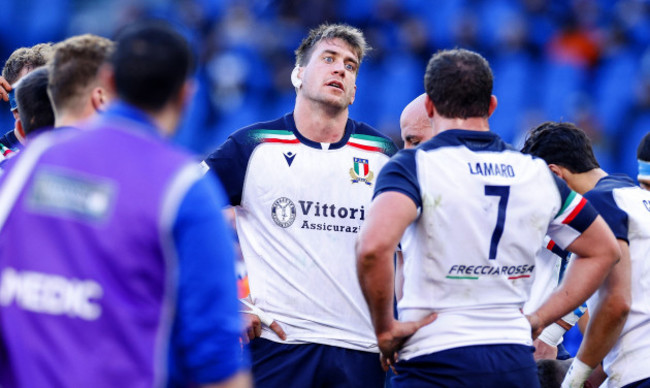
(321, 95, 349, 109)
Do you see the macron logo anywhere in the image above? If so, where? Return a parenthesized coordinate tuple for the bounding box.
(283, 152, 296, 167)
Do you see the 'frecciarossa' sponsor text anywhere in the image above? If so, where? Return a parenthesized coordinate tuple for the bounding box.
(446, 264, 534, 280)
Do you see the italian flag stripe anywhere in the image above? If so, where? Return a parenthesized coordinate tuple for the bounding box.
(259, 133, 296, 140)
(252, 129, 297, 142)
(546, 239, 555, 250)
(264, 138, 300, 144)
(562, 197, 587, 225)
(255, 129, 293, 136)
(349, 134, 388, 147)
(348, 142, 382, 152)
(556, 191, 577, 217)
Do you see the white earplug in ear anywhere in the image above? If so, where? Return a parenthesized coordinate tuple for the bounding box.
(291, 66, 302, 89)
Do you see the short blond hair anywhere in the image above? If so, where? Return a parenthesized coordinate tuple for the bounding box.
(48, 34, 114, 113)
(294, 24, 369, 71)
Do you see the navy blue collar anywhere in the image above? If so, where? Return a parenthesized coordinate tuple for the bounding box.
(284, 112, 355, 150)
(420, 129, 512, 153)
(595, 173, 636, 189)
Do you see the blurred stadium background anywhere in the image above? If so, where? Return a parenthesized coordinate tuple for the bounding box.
(3, 0, 649, 354)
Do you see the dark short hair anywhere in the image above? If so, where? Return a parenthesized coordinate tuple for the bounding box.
(521, 121, 600, 173)
(638, 132, 650, 162)
(537, 359, 572, 388)
(111, 20, 194, 111)
(424, 48, 493, 119)
(48, 34, 114, 114)
(294, 23, 369, 70)
(2, 43, 53, 85)
(15, 67, 54, 135)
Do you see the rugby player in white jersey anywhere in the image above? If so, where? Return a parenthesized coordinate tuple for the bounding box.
(400, 93, 435, 150)
(202, 24, 398, 387)
(393, 93, 436, 302)
(523, 122, 649, 388)
(357, 48, 622, 387)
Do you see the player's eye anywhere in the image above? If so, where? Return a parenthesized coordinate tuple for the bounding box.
(324, 56, 333, 63)
(345, 63, 356, 71)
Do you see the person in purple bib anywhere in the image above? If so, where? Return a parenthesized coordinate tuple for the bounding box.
(0, 21, 250, 388)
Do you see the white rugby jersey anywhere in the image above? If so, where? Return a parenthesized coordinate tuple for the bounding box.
(374, 129, 598, 360)
(203, 113, 397, 351)
(522, 237, 570, 314)
(583, 175, 650, 388)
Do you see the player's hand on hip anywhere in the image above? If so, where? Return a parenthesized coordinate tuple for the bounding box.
(377, 313, 437, 372)
(526, 313, 544, 339)
(239, 299, 287, 343)
(241, 313, 262, 344)
(533, 338, 558, 361)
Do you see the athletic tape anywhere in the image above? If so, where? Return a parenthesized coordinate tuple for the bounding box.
(290, 66, 302, 89)
(239, 298, 275, 327)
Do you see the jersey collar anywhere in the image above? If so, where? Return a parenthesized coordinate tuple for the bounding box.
(284, 112, 354, 150)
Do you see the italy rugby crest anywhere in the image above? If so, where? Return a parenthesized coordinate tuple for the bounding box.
(349, 157, 374, 185)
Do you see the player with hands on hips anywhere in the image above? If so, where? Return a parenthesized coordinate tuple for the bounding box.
(202, 23, 397, 387)
(357, 48, 621, 388)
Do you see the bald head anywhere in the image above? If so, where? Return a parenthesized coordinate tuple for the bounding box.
(400, 93, 434, 149)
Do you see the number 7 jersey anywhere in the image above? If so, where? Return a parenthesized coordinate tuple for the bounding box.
(374, 129, 598, 360)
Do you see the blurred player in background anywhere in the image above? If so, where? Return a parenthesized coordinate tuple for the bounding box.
(13, 66, 54, 141)
(47, 34, 113, 129)
(523, 122, 649, 388)
(357, 48, 621, 388)
(0, 66, 55, 173)
(0, 43, 53, 155)
(0, 20, 249, 388)
(202, 23, 397, 387)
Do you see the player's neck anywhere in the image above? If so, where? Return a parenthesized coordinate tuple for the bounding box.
(293, 99, 349, 143)
(433, 116, 490, 133)
(55, 112, 92, 129)
(145, 104, 181, 136)
(571, 168, 608, 194)
(54, 100, 99, 128)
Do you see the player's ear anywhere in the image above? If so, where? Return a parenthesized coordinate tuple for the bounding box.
(15, 119, 26, 145)
(548, 164, 564, 178)
(177, 80, 195, 109)
(488, 95, 497, 117)
(350, 84, 356, 105)
(91, 87, 108, 112)
(425, 94, 435, 118)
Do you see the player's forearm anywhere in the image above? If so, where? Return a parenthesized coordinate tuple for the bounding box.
(357, 246, 395, 336)
(534, 260, 611, 327)
(536, 217, 620, 327)
(576, 294, 628, 367)
(576, 242, 631, 368)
